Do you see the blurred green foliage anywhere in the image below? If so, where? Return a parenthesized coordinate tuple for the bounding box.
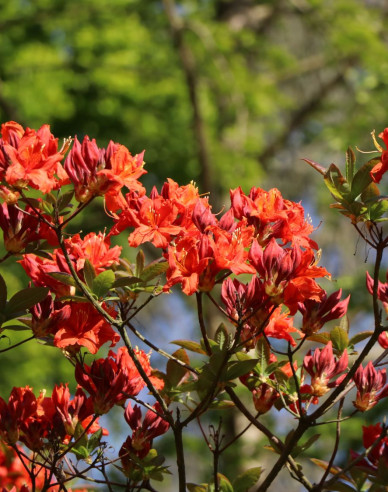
(1, 0, 388, 195)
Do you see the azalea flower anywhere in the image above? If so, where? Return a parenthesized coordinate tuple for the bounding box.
(353, 361, 388, 412)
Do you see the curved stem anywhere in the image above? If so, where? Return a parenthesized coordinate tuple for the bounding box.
(196, 292, 212, 355)
(0, 335, 35, 353)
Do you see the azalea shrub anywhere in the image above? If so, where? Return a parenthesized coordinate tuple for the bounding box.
(0, 120, 387, 491)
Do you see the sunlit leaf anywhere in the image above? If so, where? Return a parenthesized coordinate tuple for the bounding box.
(233, 467, 262, 492)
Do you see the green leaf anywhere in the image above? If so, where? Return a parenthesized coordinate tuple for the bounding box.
(324, 164, 351, 201)
(345, 147, 356, 182)
(217, 474, 234, 492)
(349, 331, 373, 346)
(330, 326, 349, 353)
(135, 250, 145, 277)
(58, 295, 89, 303)
(215, 323, 229, 351)
(45, 192, 57, 205)
(350, 158, 380, 200)
(71, 445, 90, 460)
(187, 484, 208, 492)
(361, 182, 380, 202)
(166, 349, 190, 387)
(292, 434, 321, 457)
(41, 200, 53, 215)
(255, 337, 271, 375)
(224, 359, 259, 381)
(113, 276, 142, 288)
(339, 314, 349, 333)
(208, 400, 235, 409)
(140, 260, 168, 282)
(171, 340, 207, 355)
(47, 272, 77, 287)
(131, 285, 163, 294)
(307, 332, 331, 345)
(92, 269, 115, 298)
(233, 467, 262, 492)
(57, 190, 74, 211)
(368, 198, 388, 221)
(5, 287, 49, 316)
(83, 259, 96, 290)
(0, 273, 7, 312)
(87, 428, 102, 451)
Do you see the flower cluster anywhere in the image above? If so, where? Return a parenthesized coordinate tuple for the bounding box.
(0, 120, 387, 490)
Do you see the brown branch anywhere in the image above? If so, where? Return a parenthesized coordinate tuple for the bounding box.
(258, 71, 345, 168)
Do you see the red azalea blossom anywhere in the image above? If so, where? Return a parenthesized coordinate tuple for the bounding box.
(51, 384, 107, 442)
(0, 442, 47, 491)
(302, 342, 348, 398)
(252, 383, 278, 415)
(350, 423, 388, 475)
(119, 403, 170, 476)
(378, 330, 388, 349)
(75, 347, 163, 415)
(370, 128, 388, 183)
(28, 292, 69, 339)
(352, 361, 388, 412)
(298, 289, 350, 336)
(64, 136, 146, 203)
(249, 238, 328, 313)
(366, 270, 388, 318)
(20, 231, 121, 296)
(0, 203, 40, 253)
(53, 302, 120, 354)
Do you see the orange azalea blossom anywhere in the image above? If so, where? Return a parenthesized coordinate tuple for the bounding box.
(20, 232, 121, 296)
(164, 235, 210, 295)
(99, 143, 146, 192)
(19, 253, 75, 297)
(264, 308, 302, 347)
(127, 195, 182, 249)
(68, 231, 122, 274)
(53, 302, 120, 354)
(209, 220, 256, 276)
(2, 123, 67, 194)
(230, 186, 317, 249)
(0, 121, 25, 182)
(161, 178, 201, 211)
